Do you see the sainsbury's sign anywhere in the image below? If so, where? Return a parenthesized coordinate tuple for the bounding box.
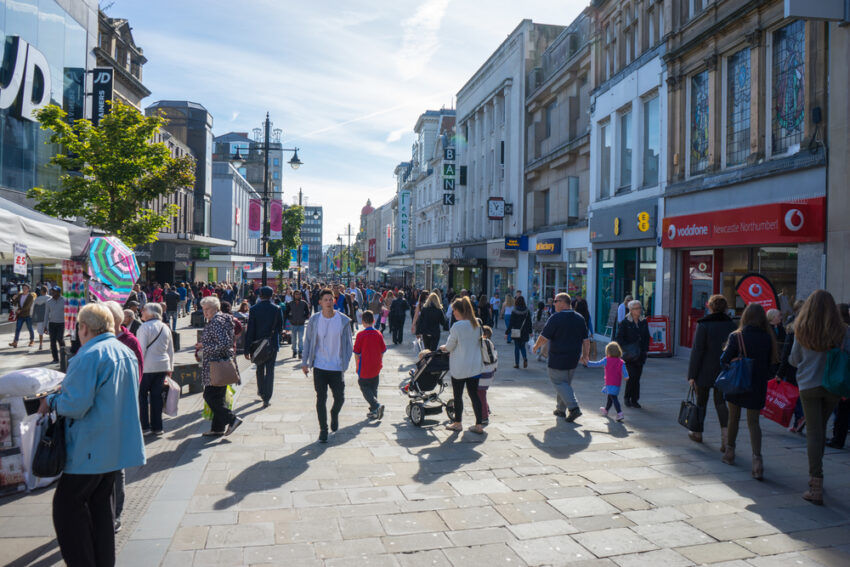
(661, 198, 825, 248)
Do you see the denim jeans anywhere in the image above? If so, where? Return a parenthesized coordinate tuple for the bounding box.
(14, 316, 33, 342)
(548, 367, 579, 411)
(504, 315, 512, 341)
(514, 340, 527, 365)
(167, 311, 177, 331)
(291, 325, 305, 353)
(358, 377, 380, 412)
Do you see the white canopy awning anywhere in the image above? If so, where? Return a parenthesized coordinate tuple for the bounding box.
(0, 196, 91, 263)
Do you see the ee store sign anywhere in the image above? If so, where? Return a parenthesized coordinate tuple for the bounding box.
(662, 198, 824, 248)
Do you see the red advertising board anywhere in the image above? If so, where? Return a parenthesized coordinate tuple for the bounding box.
(646, 315, 670, 355)
(736, 273, 778, 311)
(662, 197, 824, 248)
(367, 238, 377, 264)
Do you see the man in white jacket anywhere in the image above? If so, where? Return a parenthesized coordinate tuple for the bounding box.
(136, 303, 174, 435)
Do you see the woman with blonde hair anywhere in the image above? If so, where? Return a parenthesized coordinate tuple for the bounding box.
(789, 290, 850, 504)
(416, 292, 447, 351)
(441, 296, 485, 433)
(501, 295, 515, 343)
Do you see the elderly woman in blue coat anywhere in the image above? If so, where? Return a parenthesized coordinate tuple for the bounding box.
(39, 303, 146, 567)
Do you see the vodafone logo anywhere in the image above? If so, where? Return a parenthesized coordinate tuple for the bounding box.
(784, 208, 804, 232)
(667, 224, 676, 240)
(748, 283, 764, 297)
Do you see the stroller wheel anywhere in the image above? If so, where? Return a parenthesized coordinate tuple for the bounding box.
(446, 398, 457, 422)
(410, 403, 425, 426)
(405, 403, 412, 417)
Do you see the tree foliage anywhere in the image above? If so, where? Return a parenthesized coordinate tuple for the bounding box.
(268, 205, 305, 272)
(335, 244, 363, 275)
(27, 101, 195, 248)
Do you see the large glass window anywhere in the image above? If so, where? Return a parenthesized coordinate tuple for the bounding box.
(690, 71, 710, 175)
(642, 96, 659, 186)
(618, 110, 632, 189)
(638, 247, 656, 316)
(567, 249, 587, 300)
(599, 121, 612, 198)
(726, 49, 751, 167)
(595, 249, 615, 335)
(772, 20, 805, 155)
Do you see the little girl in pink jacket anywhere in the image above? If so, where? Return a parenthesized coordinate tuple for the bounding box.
(587, 342, 629, 422)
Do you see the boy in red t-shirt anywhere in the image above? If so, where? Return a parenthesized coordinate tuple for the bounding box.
(353, 310, 387, 419)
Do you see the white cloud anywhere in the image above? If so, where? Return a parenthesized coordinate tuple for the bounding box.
(395, 0, 451, 80)
(386, 127, 408, 143)
(230, 111, 239, 121)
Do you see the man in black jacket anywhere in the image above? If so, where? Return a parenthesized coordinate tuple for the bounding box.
(687, 294, 736, 445)
(245, 286, 283, 408)
(389, 292, 409, 345)
(285, 290, 311, 358)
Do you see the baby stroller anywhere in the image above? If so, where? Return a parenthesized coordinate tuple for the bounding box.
(399, 350, 457, 426)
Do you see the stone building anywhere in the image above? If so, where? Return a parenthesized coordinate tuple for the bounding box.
(95, 10, 150, 110)
(525, 10, 593, 306)
(661, 0, 828, 352)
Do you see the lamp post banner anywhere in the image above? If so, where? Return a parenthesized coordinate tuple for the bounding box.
(399, 191, 411, 252)
(269, 200, 283, 240)
(248, 199, 262, 239)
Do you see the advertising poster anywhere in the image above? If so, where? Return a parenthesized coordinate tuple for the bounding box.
(269, 200, 283, 240)
(248, 199, 262, 239)
(736, 273, 778, 311)
(646, 316, 670, 354)
(13, 243, 26, 276)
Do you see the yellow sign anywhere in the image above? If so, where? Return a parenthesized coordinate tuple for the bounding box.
(637, 211, 650, 232)
(614, 217, 620, 236)
(536, 241, 556, 252)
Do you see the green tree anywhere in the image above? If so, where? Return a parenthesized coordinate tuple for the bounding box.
(268, 205, 305, 272)
(27, 101, 195, 248)
(335, 245, 363, 275)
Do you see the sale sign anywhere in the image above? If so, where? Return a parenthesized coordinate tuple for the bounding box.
(736, 273, 778, 311)
(662, 197, 824, 248)
(13, 243, 26, 276)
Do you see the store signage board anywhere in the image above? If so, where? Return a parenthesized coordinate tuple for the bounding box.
(590, 198, 657, 243)
(504, 236, 528, 251)
(443, 193, 455, 206)
(13, 243, 27, 276)
(647, 316, 670, 354)
(444, 148, 456, 161)
(0, 37, 51, 122)
(736, 272, 778, 311)
(661, 197, 825, 248)
(535, 238, 561, 255)
(91, 67, 114, 127)
(399, 191, 411, 252)
(368, 238, 377, 264)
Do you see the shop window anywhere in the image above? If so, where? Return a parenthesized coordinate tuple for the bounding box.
(567, 249, 588, 299)
(638, 247, 656, 316)
(595, 250, 616, 335)
(726, 49, 751, 167)
(568, 176, 579, 221)
(618, 109, 632, 190)
(545, 101, 556, 138)
(642, 96, 659, 186)
(599, 121, 612, 198)
(689, 70, 710, 175)
(771, 20, 805, 156)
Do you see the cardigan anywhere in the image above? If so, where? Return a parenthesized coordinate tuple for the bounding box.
(443, 319, 484, 380)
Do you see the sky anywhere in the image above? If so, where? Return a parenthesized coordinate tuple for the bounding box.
(113, 0, 587, 244)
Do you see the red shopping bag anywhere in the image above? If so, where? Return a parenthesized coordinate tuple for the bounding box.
(761, 379, 799, 427)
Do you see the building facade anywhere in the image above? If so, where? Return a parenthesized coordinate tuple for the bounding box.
(587, 0, 669, 338)
(525, 11, 593, 308)
(661, 0, 828, 352)
(302, 205, 323, 276)
(213, 130, 285, 203)
(94, 10, 150, 110)
(453, 20, 564, 297)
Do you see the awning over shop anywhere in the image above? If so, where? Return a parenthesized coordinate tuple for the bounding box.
(0, 196, 91, 262)
(156, 232, 236, 248)
(374, 266, 391, 274)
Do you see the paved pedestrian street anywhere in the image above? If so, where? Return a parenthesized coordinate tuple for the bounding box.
(2, 322, 850, 566)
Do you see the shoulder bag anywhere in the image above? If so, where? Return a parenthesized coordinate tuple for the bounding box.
(480, 328, 498, 366)
(715, 332, 753, 396)
(209, 316, 240, 387)
(822, 331, 850, 397)
(32, 412, 65, 478)
(251, 337, 273, 366)
(511, 313, 529, 339)
(677, 386, 704, 433)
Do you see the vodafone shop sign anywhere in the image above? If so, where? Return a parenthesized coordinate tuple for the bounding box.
(661, 197, 825, 248)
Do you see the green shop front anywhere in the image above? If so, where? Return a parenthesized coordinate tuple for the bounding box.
(589, 197, 660, 337)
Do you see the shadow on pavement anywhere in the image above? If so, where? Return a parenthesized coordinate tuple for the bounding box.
(528, 425, 593, 459)
(6, 539, 61, 567)
(212, 418, 372, 510)
(410, 428, 485, 485)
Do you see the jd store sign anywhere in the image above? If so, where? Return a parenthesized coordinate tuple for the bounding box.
(0, 37, 52, 121)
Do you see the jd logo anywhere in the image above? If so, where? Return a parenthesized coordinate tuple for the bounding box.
(0, 37, 52, 121)
(93, 71, 112, 84)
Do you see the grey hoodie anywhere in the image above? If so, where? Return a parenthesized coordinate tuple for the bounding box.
(301, 311, 353, 372)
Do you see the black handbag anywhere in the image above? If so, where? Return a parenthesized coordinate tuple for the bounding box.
(678, 386, 704, 433)
(251, 337, 274, 366)
(622, 342, 641, 363)
(32, 413, 66, 478)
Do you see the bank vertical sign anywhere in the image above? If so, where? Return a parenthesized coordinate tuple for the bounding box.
(91, 67, 113, 127)
(399, 190, 411, 252)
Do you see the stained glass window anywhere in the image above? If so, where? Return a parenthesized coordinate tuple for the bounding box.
(772, 20, 805, 155)
(726, 49, 751, 167)
(690, 70, 709, 175)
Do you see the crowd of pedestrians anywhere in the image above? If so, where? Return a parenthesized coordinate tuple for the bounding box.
(2, 273, 848, 565)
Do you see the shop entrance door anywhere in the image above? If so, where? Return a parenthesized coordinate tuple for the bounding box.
(680, 250, 715, 347)
(542, 266, 558, 301)
(615, 248, 637, 301)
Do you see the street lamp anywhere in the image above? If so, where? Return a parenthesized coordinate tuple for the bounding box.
(231, 113, 303, 287)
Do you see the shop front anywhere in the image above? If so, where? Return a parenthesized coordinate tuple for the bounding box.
(448, 246, 486, 294)
(663, 197, 825, 348)
(589, 197, 660, 337)
(527, 235, 563, 306)
(413, 247, 450, 291)
(488, 240, 517, 300)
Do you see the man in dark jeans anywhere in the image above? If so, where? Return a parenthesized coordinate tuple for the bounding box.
(285, 290, 311, 358)
(302, 288, 353, 443)
(389, 291, 409, 345)
(164, 285, 180, 331)
(44, 286, 66, 363)
(245, 286, 283, 408)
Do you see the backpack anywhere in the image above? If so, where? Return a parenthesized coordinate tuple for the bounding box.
(480, 332, 498, 368)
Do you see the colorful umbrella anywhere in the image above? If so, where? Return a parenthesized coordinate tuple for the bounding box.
(86, 236, 140, 303)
